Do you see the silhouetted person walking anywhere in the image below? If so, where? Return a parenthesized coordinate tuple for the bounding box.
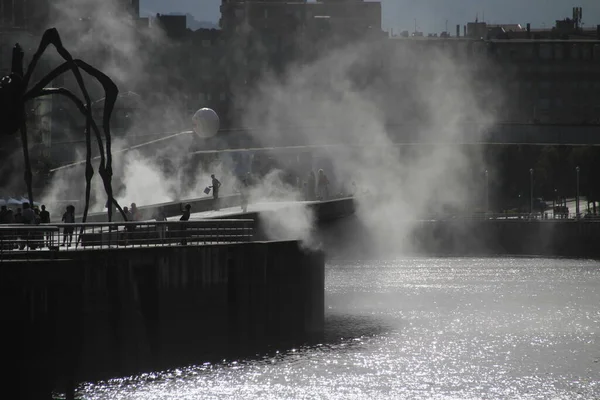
(211, 174, 222, 211)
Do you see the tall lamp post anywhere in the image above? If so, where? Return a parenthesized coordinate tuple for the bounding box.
(529, 168, 534, 215)
(485, 169, 489, 215)
(576, 166, 580, 218)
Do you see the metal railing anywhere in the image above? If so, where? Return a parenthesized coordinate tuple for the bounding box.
(0, 219, 254, 259)
(426, 212, 600, 221)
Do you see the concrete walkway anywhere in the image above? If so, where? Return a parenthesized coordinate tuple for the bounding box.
(169, 200, 320, 221)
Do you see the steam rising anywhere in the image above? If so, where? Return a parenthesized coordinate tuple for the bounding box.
(39, 1, 502, 256)
(237, 40, 500, 256)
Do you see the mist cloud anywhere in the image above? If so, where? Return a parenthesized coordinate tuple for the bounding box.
(237, 39, 501, 256)
(38, 2, 503, 257)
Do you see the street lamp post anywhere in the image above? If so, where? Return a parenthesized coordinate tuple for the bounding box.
(485, 169, 489, 215)
(529, 168, 534, 216)
(576, 166, 580, 218)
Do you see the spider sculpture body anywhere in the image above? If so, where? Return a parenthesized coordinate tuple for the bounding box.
(0, 28, 126, 222)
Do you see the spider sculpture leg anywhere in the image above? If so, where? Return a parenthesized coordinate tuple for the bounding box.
(74, 60, 120, 223)
(34, 88, 128, 224)
(7, 42, 34, 206)
(24, 29, 124, 222)
(26, 64, 125, 222)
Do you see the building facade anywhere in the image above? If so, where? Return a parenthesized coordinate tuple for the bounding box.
(218, 0, 383, 128)
(0, 0, 50, 31)
(387, 20, 600, 125)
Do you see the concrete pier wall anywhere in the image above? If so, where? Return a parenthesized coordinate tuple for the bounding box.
(2, 241, 324, 396)
(318, 212, 600, 259)
(411, 219, 600, 257)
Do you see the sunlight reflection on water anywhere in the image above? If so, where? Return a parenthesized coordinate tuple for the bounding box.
(79, 257, 600, 399)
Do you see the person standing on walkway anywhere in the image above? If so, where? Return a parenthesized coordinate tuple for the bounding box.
(61, 205, 75, 247)
(121, 206, 133, 246)
(154, 206, 168, 242)
(307, 171, 316, 201)
(14, 207, 23, 223)
(239, 174, 250, 213)
(39, 205, 50, 223)
(210, 174, 222, 211)
(0, 205, 7, 223)
(21, 202, 35, 224)
(179, 203, 191, 245)
(317, 169, 330, 201)
(130, 203, 141, 221)
(20, 202, 35, 250)
(39, 205, 51, 248)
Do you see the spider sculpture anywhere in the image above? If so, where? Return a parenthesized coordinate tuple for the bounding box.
(0, 28, 126, 223)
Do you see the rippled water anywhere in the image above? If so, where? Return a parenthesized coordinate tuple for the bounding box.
(79, 257, 600, 399)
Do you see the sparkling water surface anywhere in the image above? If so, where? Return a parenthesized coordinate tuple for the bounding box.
(79, 257, 600, 399)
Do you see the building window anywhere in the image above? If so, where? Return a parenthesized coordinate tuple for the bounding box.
(264, 9, 268, 19)
(220, 93, 227, 101)
(202, 40, 211, 47)
(198, 93, 205, 101)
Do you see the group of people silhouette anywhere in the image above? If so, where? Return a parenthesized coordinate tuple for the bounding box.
(304, 169, 330, 201)
(0, 203, 77, 249)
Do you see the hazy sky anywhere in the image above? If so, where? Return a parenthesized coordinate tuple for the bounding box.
(140, 0, 600, 34)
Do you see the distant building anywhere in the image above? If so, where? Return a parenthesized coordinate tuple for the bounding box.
(124, 0, 140, 19)
(154, 14, 187, 39)
(388, 15, 600, 125)
(0, 0, 50, 31)
(488, 38, 600, 124)
(220, 0, 382, 38)
(218, 0, 383, 127)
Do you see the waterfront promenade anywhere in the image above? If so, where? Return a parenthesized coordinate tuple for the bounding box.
(3, 196, 599, 259)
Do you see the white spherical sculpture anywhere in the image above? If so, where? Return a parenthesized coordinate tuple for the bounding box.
(192, 108, 220, 139)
